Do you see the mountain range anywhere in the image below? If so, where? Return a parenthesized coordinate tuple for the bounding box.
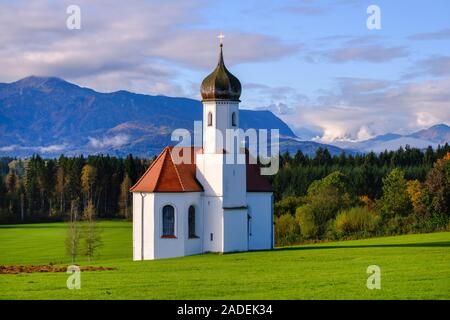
(0, 76, 447, 158)
(0, 76, 348, 158)
(330, 124, 450, 153)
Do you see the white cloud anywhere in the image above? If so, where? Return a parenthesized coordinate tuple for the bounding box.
(0, 0, 296, 96)
(0, 144, 67, 153)
(0, 145, 21, 152)
(88, 134, 130, 149)
(409, 28, 450, 41)
(327, 45, 408, 63)
(280, 77, 450, 142)
(37, 144, 67, 153)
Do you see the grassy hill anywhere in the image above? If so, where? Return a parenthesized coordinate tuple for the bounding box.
(0, 221, 449, 299)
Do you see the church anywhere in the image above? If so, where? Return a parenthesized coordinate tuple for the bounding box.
(130, 42, 274, 260)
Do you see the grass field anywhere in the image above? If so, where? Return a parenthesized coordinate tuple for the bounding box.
(0, 221, 449, 299)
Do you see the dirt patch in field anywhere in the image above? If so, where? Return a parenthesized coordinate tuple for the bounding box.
(0, 265, 115, 274)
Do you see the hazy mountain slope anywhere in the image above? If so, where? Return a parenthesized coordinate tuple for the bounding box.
(330, 124, 449, 152)
(0, 76, 348, 157)
(408, 124, 450, 144)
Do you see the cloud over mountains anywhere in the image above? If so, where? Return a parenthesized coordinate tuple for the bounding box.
(0, 0, 296, 97)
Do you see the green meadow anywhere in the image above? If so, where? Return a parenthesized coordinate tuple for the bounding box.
(0, 221, 449, 300)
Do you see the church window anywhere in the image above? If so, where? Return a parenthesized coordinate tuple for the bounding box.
(188, 205, 197, 238)
(207, 112, 213, 126)
(232, 112, 237, 126)
(162, 205, 175, 237)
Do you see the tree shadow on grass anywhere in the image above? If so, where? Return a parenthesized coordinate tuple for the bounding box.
(275, 241, 450, 252)
(0, 221, 131, 229)
(0, 224, 66, 229)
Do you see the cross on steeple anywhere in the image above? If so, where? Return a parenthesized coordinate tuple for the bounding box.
(218, 32, 225, 47)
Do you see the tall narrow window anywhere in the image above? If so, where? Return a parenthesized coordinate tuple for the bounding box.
(207, 112, 213, 126)
(188, 205, 196, 238)
(232, 112, 237, 126)
(162, 205, 175, 237)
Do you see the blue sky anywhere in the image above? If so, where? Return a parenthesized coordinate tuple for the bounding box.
(0, 0, 449, 141)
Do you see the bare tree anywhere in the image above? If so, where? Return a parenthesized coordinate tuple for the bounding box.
(83, 200, 102, 261)
(66, 199, 81, 263)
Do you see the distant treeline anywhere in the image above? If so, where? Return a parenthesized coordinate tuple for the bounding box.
(272, 144, 450, 246)
(0, 143, 449, 224)
(271, 144, 450, 201)
(0, 154, 151, 223)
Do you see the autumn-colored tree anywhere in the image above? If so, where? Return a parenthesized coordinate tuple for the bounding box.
(5, 170, 17, 193)
(81, 164, 97, 204)
(359, 195, 376, 211)
(119, 174, 132, 219)
(406, 180, 427, 217)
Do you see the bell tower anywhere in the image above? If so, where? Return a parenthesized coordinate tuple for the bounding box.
(196, 39, 248, 253)
(200, 42, 241, 154)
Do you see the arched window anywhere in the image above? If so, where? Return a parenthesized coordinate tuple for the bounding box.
(232, 112, 237, 126)
(207, 112, 213, 126)
(188, 205, 196, 238)
(162, 205, 175, 237)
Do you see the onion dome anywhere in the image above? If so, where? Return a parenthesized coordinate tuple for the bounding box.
(200, 44, 241, 101)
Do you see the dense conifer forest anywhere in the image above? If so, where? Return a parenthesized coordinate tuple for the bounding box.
(1, 144, 449, 245)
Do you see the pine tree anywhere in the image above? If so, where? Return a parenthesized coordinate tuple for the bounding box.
(5, 170, 18, 213)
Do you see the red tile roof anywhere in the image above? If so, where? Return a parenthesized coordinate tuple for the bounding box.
(130, 146, 203, 193)
(130, 146, 273, 193)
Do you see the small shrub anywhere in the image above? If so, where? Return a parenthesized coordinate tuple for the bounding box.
(383, 215, 417, 235)
(296, 205, 318, 239)
(274, 214, 301, 246)
(334, 206, 380, 238)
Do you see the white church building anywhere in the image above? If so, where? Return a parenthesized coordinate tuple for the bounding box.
(131, 43, 274, 260)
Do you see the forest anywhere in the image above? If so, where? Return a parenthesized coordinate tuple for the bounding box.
(0, 154, 150, 223)
(0, 144, 449, 245)
(272, 144, 450, 245)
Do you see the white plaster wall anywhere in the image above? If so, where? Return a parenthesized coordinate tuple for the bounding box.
(133, 192, 202, 260)
(152, 192, 202, 259)
(202, 196, 224, 253)
(223, 209, 248, 252)
(247, 192, 273, 250)
(203, 101, 239, 154)
(132, 192, 155, 260)
(196, 153, 224, 196)
(132, 193, 142, 261)
(197, 153, 247, 208)
(223, 161, 247, 208)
